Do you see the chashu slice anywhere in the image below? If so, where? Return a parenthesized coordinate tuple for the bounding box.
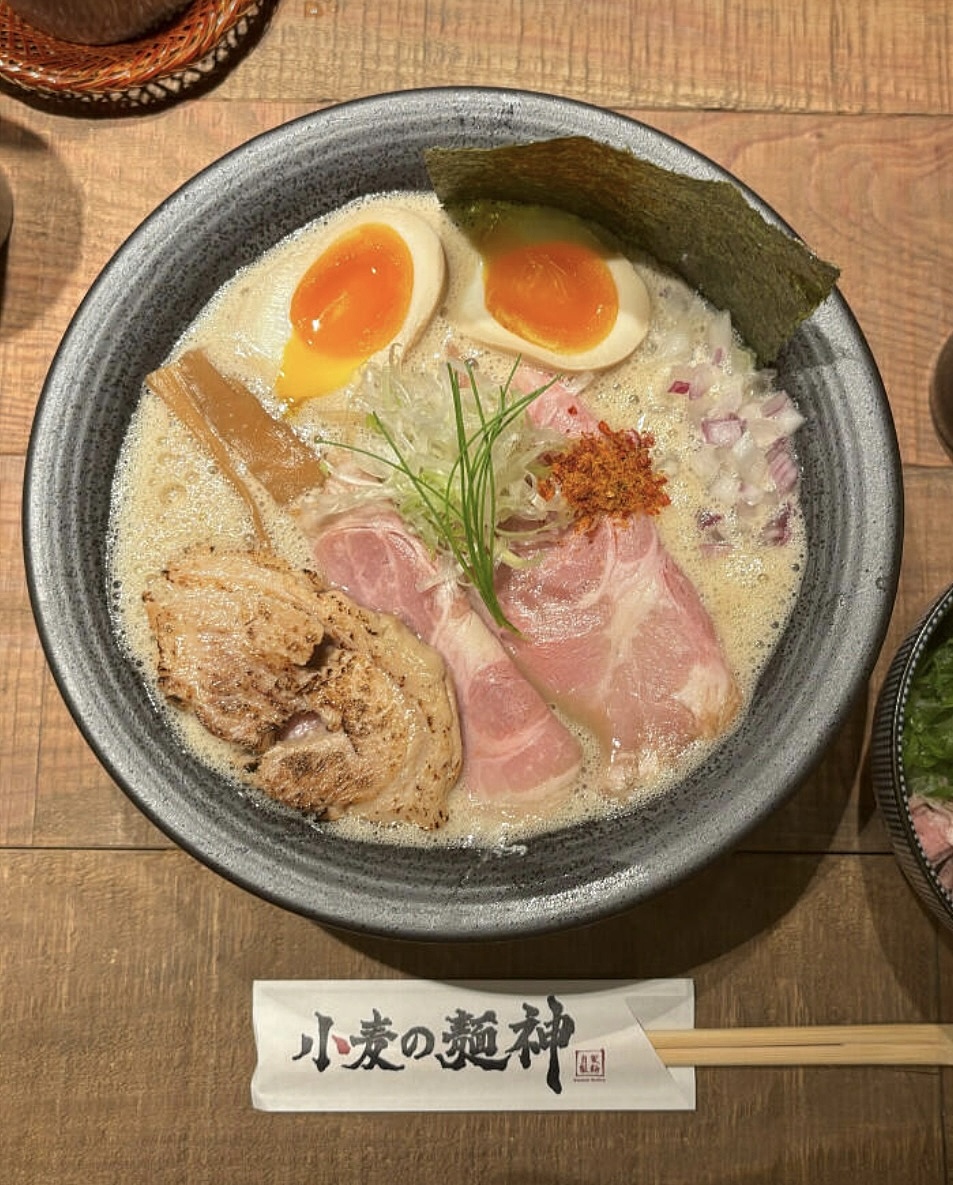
(145, 548, 328, 752)
(143, 547, 461, 829)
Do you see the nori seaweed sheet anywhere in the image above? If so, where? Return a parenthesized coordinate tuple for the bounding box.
(424, 135, 840, 366)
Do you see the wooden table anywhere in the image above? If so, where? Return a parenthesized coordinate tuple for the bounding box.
(2, 2, 952, 1181)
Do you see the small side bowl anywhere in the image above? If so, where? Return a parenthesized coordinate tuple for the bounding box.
(872, 582, 953, 930)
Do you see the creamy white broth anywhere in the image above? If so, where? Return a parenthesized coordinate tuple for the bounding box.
(108, 191, 805, 847)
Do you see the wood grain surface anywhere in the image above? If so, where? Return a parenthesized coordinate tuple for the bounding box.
(1, 2, 950, 1182)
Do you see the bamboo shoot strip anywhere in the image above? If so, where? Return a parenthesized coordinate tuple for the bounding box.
(146, 349, 327, 535)
(647, 1024, 953, 1067)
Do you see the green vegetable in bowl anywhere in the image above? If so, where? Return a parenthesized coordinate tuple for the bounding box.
(902, 628, 953, 799)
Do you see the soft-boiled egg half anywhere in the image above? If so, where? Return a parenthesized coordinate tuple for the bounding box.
(216, 200, 446, 404)
(450, 205, 651, 372)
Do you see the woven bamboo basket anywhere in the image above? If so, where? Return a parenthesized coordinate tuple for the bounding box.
(0, 0, 277, 113)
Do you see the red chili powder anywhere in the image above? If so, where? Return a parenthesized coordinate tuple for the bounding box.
(538, 420, 670, 531)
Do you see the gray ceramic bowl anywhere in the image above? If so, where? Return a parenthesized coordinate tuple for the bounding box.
(872, 584, 953, 931)
(24, 88, 902, 940)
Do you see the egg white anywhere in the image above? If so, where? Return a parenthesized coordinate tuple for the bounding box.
(449, 209, 652, 372)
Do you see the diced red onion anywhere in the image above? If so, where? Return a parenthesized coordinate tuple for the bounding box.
(666, 329, 804, 548)
(707, 309, 734, 360)
(761, 503, 792, 545)
(730, 432, 761, 471)
(764, 392, 805, 436)
(667, 363, 716, 400)
(762, 391, 795, 417)
(738, 481, 766, 507)
(702, 414, 745, 447)
(747, 417, 787, 449)
(766, 438, 799, 494)
(697, 508, 732, 553)
(708, 380, 745, 416)
(689, 448, 721, 482)
(709, 472, 742, 504)
(735, 497, 764, 522)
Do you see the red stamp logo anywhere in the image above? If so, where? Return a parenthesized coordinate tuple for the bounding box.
(574, 1048, 606, 1081)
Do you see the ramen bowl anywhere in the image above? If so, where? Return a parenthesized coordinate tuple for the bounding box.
(24, 88, 902, 940)
(871, 584, 953, 934)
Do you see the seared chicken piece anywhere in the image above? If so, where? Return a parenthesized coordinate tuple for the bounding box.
(144, 548, 461, 829)
(145, 549, 327, 752)
(256, 588, 462, 828)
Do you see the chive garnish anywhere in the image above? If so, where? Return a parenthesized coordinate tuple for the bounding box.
(318, 361, 554, 631)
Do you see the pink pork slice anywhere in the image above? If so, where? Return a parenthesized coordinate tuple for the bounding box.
(491, 374, 742, 790)
(300, 502, 583, 806)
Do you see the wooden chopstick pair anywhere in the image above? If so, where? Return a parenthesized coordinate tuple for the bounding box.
(647, 1025, 953, 1067)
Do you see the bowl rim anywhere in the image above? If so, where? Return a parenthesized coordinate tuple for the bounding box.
(876, 582, 953, 920)
(22, 86, 904, 939)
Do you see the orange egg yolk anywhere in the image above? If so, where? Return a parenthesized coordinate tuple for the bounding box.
(483, 240, 618, 355)
(277, 222, 414, 402)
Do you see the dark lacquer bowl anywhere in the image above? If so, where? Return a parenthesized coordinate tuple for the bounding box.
(23, 88, 902, 940)
(872, 584, 953, 932)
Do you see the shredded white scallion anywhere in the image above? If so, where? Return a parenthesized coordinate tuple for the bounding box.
(310, 358, 572, 628)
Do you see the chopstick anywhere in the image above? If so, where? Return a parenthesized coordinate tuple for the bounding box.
(646, 1025, 953, 1067)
